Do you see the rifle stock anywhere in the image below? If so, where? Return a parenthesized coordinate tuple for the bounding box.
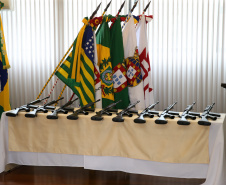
(155, 102, 178, 124)
(155, 115, 168, 124)
(46, 110, 60, 120)
(134, 114, 150, 124)
(91, 100, 122, 121)
(198, 116, 211, 126)
(134, 101, 159, 124)
(198, 103, 220, 126)
(67, 99, 100, 120)
(177, 116, 190, 125)
(177, 102, 200, 125)
(112, 101, 140, 122)
(25, 109, 39, 118)
(6, 108, 23, 117)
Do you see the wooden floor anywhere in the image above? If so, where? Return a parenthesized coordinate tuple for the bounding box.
(0, 166, 206, 185)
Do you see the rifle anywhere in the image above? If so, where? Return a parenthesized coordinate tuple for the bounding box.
(47, 98, 79, 119)
(67, 99, 101, 120)
(155, 102, 179, 124)
(198, 103, 221, 126)
(177, 102, 200, 125)
(134, 101, 160, 124)
(25, 97, 64, 118)
(112, 101, 140, 122)
(6, 96, 50, 117)
(91, 100, 122, 121)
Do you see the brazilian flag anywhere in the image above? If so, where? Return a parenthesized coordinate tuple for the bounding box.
(96, 15, 114, 108)
(55, 18, 95, 107)
(0, 2, 11, 119)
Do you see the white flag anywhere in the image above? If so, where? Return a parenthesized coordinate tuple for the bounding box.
(122, 15, 145, 110)
(136, 15, 154, 106)
(93, 31, 102, 108)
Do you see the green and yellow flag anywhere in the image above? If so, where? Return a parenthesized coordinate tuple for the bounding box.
(55, 18, 95, 107)
(0, 2, 11, 119)
(96, 16, 114, 108)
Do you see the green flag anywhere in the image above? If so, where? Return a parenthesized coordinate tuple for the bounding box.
(110, 17, 130, 109)
(96, 16, 114, 108)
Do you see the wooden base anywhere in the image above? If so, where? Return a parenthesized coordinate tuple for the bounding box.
(0, 166, 205, 185)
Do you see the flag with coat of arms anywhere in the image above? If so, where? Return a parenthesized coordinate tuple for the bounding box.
(110, 17, 130, 109)
(122, 14, 145, 110)
(96, 15, 114, 108)
(136, 15, 154, 106)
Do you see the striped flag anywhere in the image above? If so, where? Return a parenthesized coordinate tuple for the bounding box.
(55, 18, 95, 107)
(0, 6, 11, 119)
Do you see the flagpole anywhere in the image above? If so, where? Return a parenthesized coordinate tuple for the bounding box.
(135, 1, 151, 29)
(36, 3, 102, 100)
(36, 44, 73, 99)
(139, 1, 151, 21)
(54, 84, 67, 106)
(121, 0, 139, 29)
(102, 1, 112, 17)
(110, 0, 126, 29)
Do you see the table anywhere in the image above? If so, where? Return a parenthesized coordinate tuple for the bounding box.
(0, 112, 225, 185)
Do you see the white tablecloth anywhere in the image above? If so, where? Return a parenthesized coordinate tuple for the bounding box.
(0, 112, 225, 185)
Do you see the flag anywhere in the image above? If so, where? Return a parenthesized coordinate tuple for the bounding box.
(122, 15, 145, 110)
(0, 10, 11, 119)
(136, 15, 154, 106)
(110, 17, 130, 109)
(93, 31, 102, 108)
(55, 18, 95, 107)
(96, 16, 114, 108)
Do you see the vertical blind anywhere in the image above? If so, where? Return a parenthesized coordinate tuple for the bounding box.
(1, 0, 226, 113)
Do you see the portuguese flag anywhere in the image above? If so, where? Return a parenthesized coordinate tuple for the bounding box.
(110, 17, 130, 109)
(96, 16, 114, 108)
